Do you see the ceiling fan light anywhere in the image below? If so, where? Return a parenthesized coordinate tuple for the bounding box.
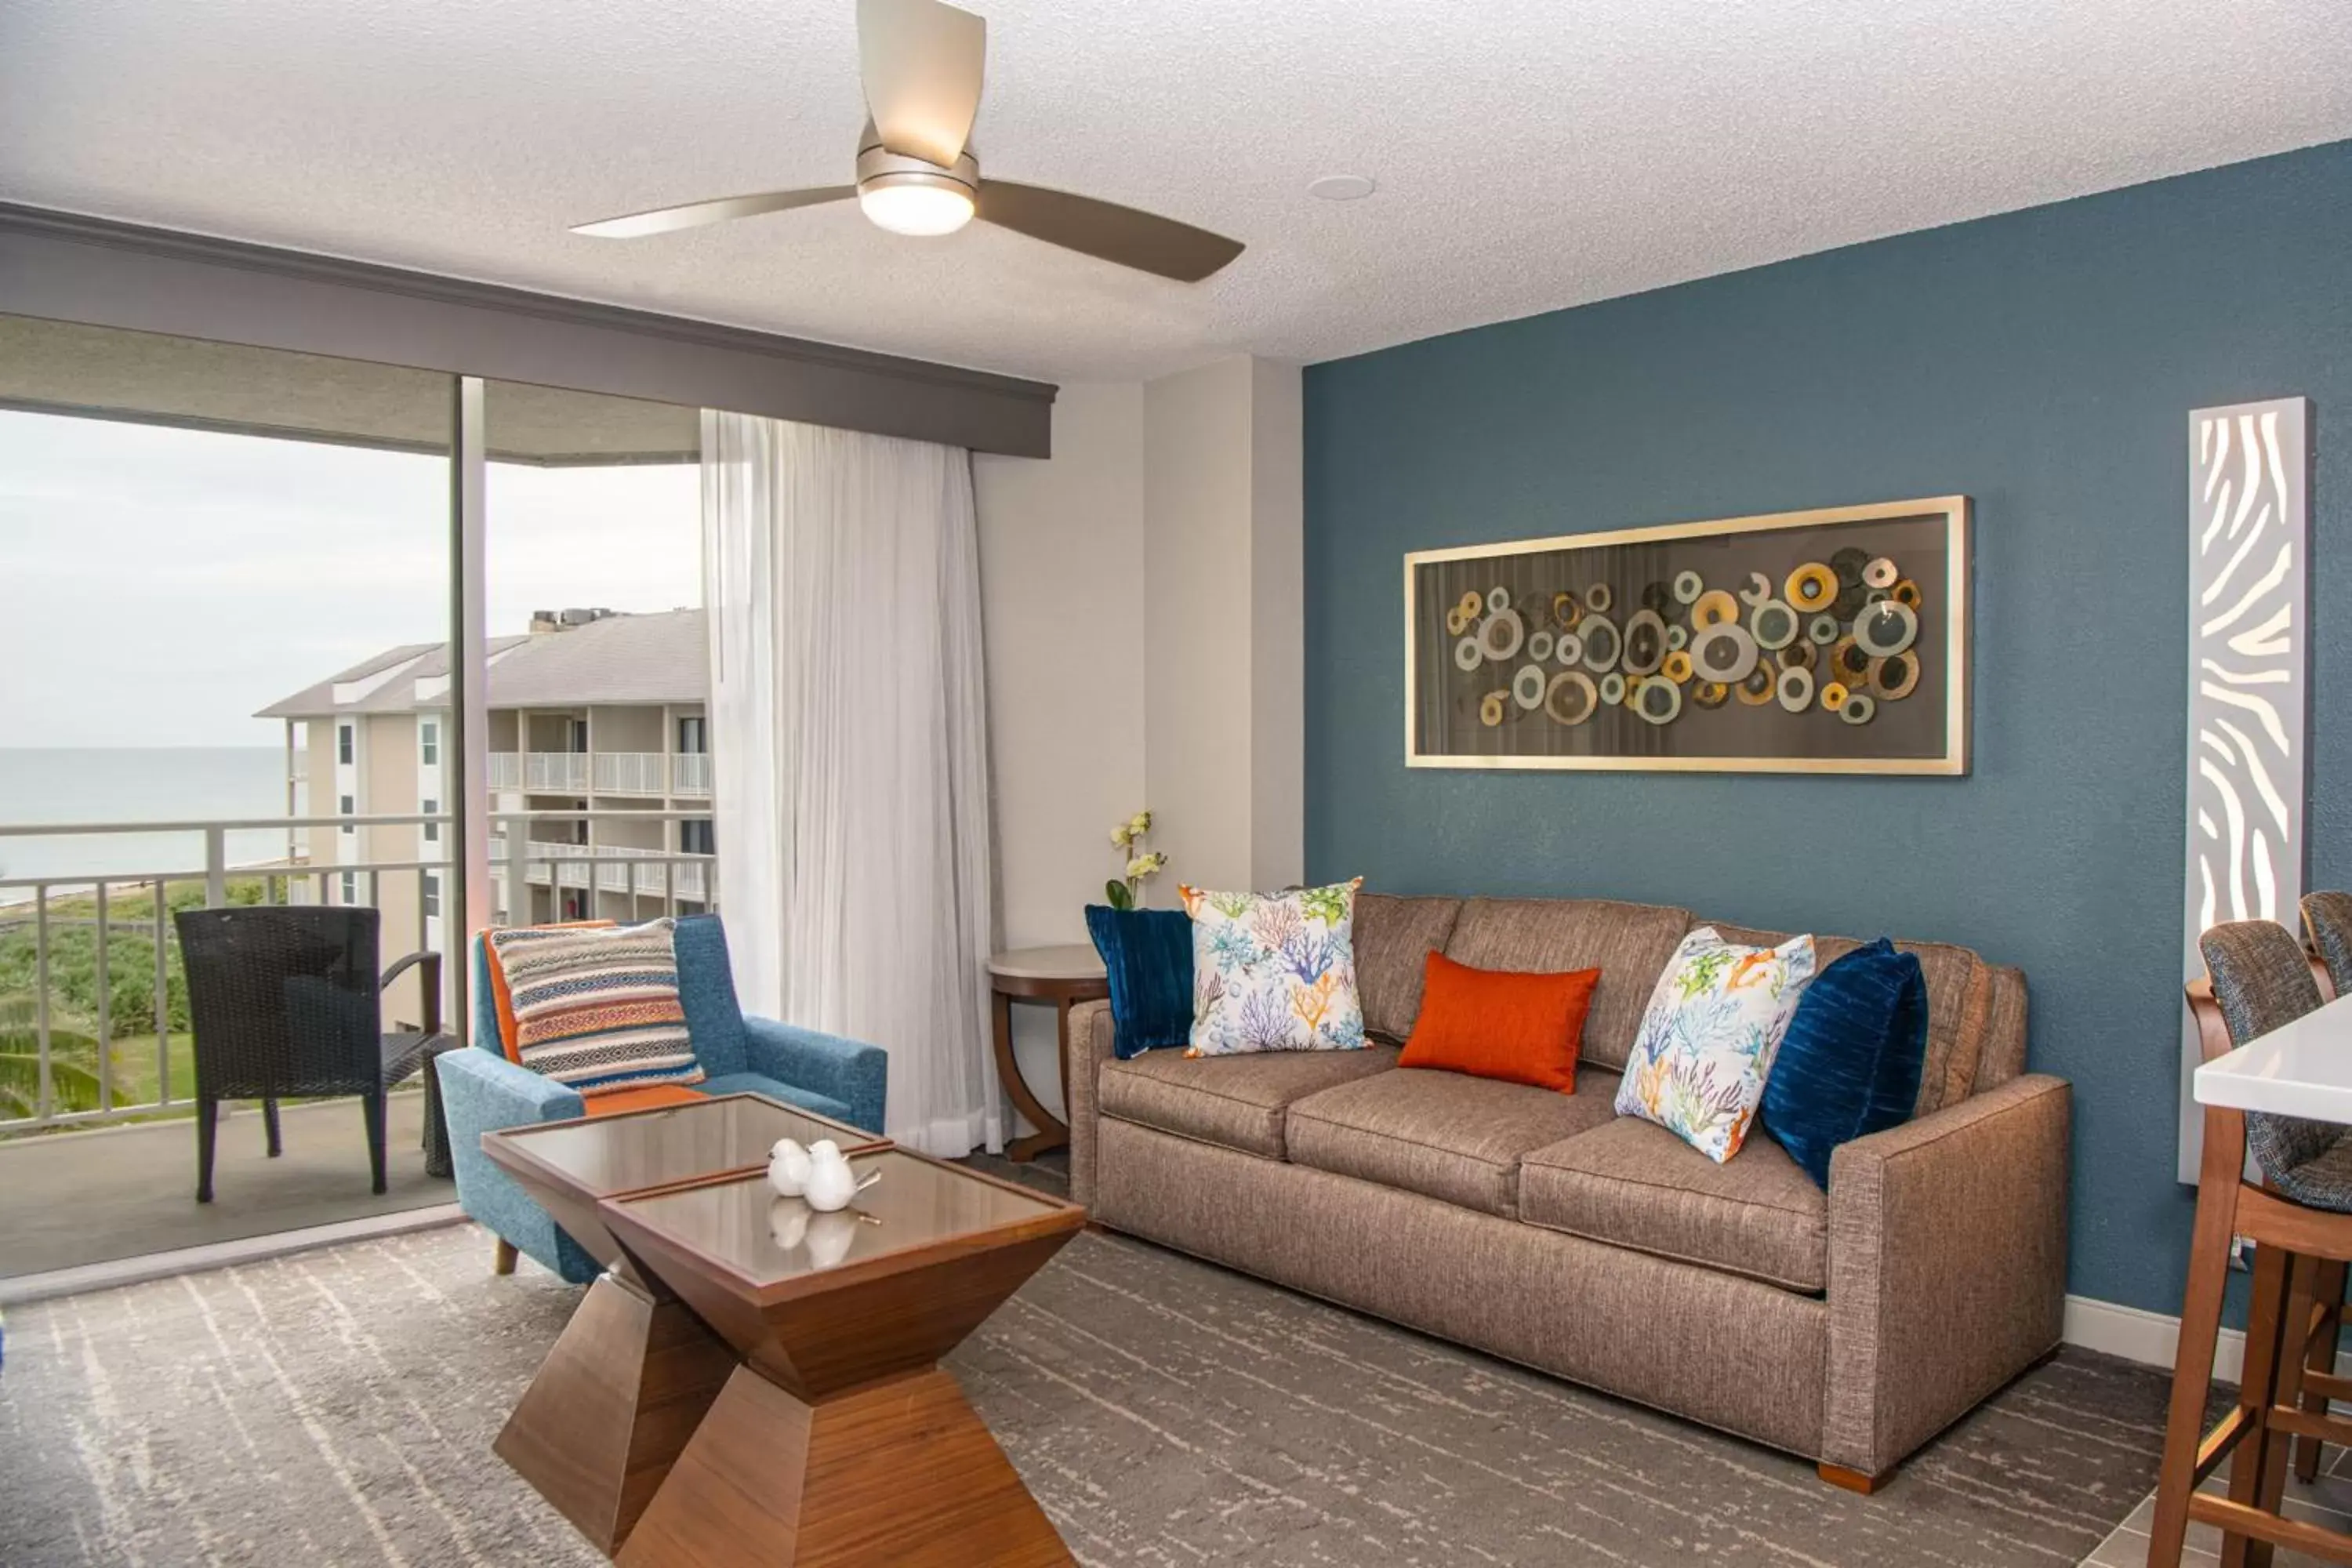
(858, 175, 975, 237)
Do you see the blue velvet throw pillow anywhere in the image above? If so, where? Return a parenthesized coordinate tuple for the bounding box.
(1760, 938, 1929, 1189)
(1084, 905, 1194, 1059)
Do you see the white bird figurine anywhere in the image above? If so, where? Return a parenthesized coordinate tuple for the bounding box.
(802, 1139, 880, 1213)
(767, 1138, 813, 1198)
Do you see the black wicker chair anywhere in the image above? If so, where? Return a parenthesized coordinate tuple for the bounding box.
(173, 906, 444, 1202)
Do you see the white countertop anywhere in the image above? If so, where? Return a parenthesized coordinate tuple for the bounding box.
(988, 943, 1107, 982)
(2196, 988, 2352, 1124)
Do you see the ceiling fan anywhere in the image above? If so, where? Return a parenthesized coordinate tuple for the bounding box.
(572, 0, 1245, 283)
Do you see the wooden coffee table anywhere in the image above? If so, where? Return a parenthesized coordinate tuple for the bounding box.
(482, 1094, 887, 1555)
(599, 1148, 1086, 1566)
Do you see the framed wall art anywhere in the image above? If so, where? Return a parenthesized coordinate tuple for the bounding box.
(1404, 496, 1969, 775)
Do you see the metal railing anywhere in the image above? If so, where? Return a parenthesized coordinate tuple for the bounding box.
(488, 751, 710, 797)
(0, 808, 717, 1134)
(672, 753, 712, 796)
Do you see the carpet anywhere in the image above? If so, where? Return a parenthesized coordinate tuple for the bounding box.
(0, 1185, 2179, 1566)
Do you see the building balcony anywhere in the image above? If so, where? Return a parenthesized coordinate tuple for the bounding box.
(487, 751, 710, 797)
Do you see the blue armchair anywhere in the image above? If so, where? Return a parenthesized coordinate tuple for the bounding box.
(434, 913, 887, 1282)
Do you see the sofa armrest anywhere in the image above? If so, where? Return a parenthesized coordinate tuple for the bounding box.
(433, 1047, 597, 1283)
(742, 1014, 887, 1136)
(1066, 998, 1116, 1209)
(1822, 1072, 2071, 1476)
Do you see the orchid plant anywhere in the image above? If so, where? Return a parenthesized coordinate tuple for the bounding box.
(1104, 810, 1167, 910)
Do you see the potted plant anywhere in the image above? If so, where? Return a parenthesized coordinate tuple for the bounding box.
(1104, 811, 1167, 909)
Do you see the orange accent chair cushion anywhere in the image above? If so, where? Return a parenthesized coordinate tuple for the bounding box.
(583, 1083, 706, 1118)
(1398, 950, 1601, 1092)
(481, 920, 615, 1063)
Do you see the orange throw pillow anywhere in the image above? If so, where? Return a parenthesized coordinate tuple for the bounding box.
(1398, 951, 1600, 1092)
(481, 920, 615, 1063)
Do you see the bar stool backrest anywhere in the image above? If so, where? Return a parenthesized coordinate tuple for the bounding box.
(2302, 891, 2352, 1000)
(2200, 919, 2334, 1191)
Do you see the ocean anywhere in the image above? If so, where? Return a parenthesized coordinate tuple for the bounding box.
(0, 747, 298, 902)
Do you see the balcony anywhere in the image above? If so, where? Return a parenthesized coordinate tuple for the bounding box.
(488, 750, 709, 797)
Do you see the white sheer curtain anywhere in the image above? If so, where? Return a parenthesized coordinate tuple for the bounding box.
(700, 411, 1001, 1156)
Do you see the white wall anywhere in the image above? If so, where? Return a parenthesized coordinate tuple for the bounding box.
(975, 381, 1148, 1123)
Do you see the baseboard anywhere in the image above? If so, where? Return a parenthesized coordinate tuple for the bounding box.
(2065, 1292, 2352, 1386)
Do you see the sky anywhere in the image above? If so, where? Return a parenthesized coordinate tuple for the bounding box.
(0, 409, 702, 748)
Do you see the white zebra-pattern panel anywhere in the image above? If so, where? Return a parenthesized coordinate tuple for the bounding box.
(2180, 396, 2310, 1182)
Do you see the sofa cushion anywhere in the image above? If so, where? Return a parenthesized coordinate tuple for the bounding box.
(1707, 921, 1991, 1116)
(1286, 1065, 1621, 1219)
(1353, 894, 1464, 1042)
(1098, 1045, 1401, 1160)
(1519, 1116, 1828, 1293)
(1442, 898, 1691, 1071)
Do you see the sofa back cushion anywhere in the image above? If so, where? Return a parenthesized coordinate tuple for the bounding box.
(1352, 895, 1464, 1042)
(1704, 920, 2011, 1116)
(1441, 898, 1693, 1072)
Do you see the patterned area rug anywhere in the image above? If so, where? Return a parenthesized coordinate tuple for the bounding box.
(0, 1203, 2175, 1566)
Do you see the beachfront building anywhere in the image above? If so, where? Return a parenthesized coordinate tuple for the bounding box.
(256, 607, 714, 1026)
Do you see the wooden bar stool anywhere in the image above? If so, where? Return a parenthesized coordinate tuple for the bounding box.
(2151, 919, 2352, 1567)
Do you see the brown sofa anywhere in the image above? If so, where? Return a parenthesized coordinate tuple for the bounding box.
(1065, 894, 2071, 1488)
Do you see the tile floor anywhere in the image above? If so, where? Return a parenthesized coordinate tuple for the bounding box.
(2084, 1443, 2352, 1566)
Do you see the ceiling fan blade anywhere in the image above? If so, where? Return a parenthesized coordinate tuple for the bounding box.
(975, 182, 1244, 282)
(571, 187, 855, 239)
(857, 0, 985, 168)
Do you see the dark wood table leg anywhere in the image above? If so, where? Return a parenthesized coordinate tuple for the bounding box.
(495, 1270, 738, 1556)
(617, 1364, 1073, 1568)
(997, 989, 1069, 1165)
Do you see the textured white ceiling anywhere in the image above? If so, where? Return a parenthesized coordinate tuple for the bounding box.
(3, 0, 2348, 383)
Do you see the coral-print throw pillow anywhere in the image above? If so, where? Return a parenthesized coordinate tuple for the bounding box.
(1615, 927, 1817, 1163)
(1181, 880, 1368, 1055)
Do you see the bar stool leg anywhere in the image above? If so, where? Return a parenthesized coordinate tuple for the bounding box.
(2223, 1241, 2295, 1568)
(2295, 1258, 2347, 1483)
(2151, 1119, 2248, 1568)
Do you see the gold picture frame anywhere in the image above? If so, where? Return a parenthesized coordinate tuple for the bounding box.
(1403, 496, 1970, 775)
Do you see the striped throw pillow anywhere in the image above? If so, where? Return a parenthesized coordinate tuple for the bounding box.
(487, 918, 703, 1097)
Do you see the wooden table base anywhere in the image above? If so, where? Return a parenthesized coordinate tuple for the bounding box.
(494, 1272, 738, 1556)
(616, 1364, 1073, 1567)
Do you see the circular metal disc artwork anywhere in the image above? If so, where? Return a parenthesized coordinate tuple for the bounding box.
(1635, 676, 1682, 726)
(1864, 556, 1899, 589)
(1622, 608, 1668, 676)
(1454, 635, 1483, 672)
(1808, 614, 1840, 644)
(1691, 679, 1730, 709)
(1869, 652, 1918, 701)
(1513, 663, 1548, 710)
(1599, 671, 1626, 706)
(1555, 633, 1583, 666)
(1785, 563, 1838, 612)
(1457, 590, 1483, 620)
(1780, 638, 1817, 672)
(1688, 622, 1760, 684)
(1840, 691, 1878, 725)
(1479, 691, 1507, 727)
(1553, 590, 1582, 628)
(1665, 624, 1689, 651)
(1486, 586, 1511, 614)
(1446, 605, 1469, 637)
(1739, 571, 1773, 607)
(1852, 600, 1919, 659)
(1479, 606, 1526, 662)
(1642, 580, 1673, 614)
(1820, 680, 1850, 710)
(1777, 666, 1814, 712)
(1829, 546, 1871, 585)
(1750, 599, 1798, 650)
(1584, 583, 1613, 613)
(1545, 670, 1598, 725)
(1692, 590, 1740, 629)
(1527, 630, 1555, 662)
(1893, 578, 1922, 608)
(1580, 614, 1621, 673)
(1736, 664, 1777, 705)
(1829, 636, 1873, 687)
(1662, 649, 1693, 683)
(1672, 570, 1704, 604)
(1831, 582, 1870, 622)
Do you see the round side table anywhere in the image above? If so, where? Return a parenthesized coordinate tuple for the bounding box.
(989, 944, 1109, 1163)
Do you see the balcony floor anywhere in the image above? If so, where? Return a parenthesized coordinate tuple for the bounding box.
(0, 1091, 449, 1279)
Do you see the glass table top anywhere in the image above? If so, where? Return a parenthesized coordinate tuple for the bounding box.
(487, 1094, 873, 1197)
(606, 1151, 1068, 1288)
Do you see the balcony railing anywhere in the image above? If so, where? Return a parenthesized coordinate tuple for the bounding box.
(489, 751, 710, 797)
(1, 808, 717, 1135)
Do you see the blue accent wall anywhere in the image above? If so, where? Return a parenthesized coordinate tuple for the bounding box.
(1304, 139, 2352, 1317)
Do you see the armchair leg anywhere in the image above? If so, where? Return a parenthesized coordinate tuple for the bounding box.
(362, 1091, 388, 1196)
(1817, 1463, 1886, 1495)
(494, 1238, 519, 1276)
(263, 1097, 283, 1158)
(195, 1095, 219, 1203)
